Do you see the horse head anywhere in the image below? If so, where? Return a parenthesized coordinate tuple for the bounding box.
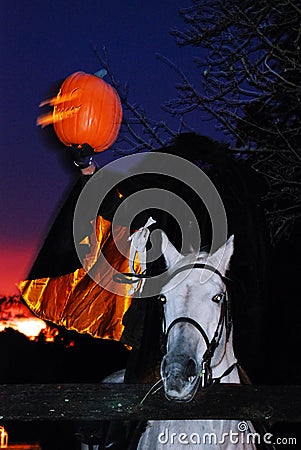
(159, 232, 236, 402)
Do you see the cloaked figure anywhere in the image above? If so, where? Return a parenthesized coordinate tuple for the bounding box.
(20, 133, 270, 384)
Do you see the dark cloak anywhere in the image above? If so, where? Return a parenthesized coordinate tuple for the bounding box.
(20, 133, 270, 382)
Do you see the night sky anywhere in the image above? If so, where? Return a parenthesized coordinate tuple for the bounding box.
(1, 7, 301, 446)
(0, 0, 216, 294)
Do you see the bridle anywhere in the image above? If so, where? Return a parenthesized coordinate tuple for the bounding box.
(160, 262, 234, 388)
(114, 262, 235, 388)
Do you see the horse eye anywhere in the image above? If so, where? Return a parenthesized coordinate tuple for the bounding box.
(159, 294, 167, 304)
(212, 293, 224, 304)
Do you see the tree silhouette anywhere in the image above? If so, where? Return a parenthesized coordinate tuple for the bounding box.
(92, 0, 300, 243)
(167, 0, 301, 242)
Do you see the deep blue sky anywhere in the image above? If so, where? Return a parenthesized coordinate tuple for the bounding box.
(0, 0, 219, 293)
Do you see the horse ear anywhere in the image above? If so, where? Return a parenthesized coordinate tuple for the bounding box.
(209, 235, 234, 275)
(161, 231, 181, 268)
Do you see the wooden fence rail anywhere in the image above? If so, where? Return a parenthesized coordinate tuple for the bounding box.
(1, 384, 301, 423)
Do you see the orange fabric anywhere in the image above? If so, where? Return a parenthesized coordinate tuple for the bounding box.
(19, 217, 135, 341)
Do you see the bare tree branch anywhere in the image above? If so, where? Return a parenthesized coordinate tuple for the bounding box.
(166, 0, 301, 243)
(90, 44, 188, 154)
(90, 0, 300, 244)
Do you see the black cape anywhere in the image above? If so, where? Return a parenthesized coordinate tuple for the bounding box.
(20, 133, 270, 381)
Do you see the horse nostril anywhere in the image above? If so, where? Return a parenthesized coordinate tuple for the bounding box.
(185, 358, 197, 382)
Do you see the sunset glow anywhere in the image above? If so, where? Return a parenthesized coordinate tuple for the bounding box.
(0, 295, 58, 342)
(0, 242, 36, 295)
(0, 317, 46, 340)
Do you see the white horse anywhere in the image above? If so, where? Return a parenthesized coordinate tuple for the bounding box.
(83, 233, 258, 450)
(136, 232, 257, 450)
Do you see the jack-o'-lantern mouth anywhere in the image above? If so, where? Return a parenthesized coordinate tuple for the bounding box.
(37, 89, 81, 127)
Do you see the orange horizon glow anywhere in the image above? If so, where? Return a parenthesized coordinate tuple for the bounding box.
(0, 241, 37, 296)
(0, 239, 51, 340)
(0, 294, 59, 342)
(0, 238, 62, 342)
(0, 316, 46, 340)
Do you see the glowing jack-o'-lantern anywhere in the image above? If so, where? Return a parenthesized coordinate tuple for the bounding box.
(37, 71, 122, 152)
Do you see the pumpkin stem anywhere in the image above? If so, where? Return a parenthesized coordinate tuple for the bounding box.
(94, 68, 108, 79)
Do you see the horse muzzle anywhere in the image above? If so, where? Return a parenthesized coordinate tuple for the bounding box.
(161, 356, 200, 402)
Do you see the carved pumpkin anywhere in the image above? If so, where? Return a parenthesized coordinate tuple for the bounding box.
(37, 71, 122, 152)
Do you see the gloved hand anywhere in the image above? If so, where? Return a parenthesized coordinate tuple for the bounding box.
(70, 143, 95, 169)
